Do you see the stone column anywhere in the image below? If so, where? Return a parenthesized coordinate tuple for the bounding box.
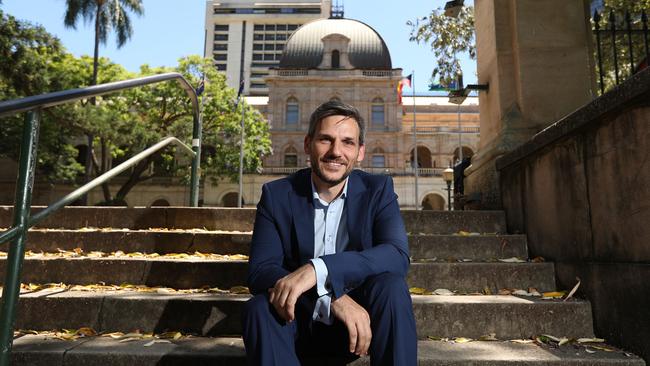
(465, 0, 596, 209)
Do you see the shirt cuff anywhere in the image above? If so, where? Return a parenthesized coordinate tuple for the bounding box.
(310, 258, 330, 297)
(312, 293, 333, 324)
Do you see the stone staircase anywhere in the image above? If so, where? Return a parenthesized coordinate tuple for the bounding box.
(0, 206, 644, 365)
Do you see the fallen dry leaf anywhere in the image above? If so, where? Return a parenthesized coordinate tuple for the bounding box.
(563, 277, 581, 302)
(577, 337, 605, 343)
(498, 257, 526, 263)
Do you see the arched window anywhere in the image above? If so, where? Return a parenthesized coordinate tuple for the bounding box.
(284, 146, 298, 167)
(371, 147, 385, 168)
(286, 97, 299, 126)
(331, 50, 340, 69)
(371, 98, 385, 127)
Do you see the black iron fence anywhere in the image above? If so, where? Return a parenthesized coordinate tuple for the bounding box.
(592, 9, 649, 94)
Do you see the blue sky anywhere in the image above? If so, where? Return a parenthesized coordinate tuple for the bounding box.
(1, 0, 477, 94)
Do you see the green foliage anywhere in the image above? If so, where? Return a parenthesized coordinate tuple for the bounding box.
(0, 10, 271, 204)
(408, 5, 475, 89)
(63, 0, 144, 49)
(593, 0, 650, 93)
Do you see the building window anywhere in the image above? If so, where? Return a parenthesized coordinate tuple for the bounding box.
(214, 24, 228, 31)
(250, 83, 267, 89)
(288, 24, 299, 30)
(214, 34, 228, 41)
(254, 24, 264, 31)
(284, 146, 298, 167)
(213, 54, 227, 61)
(371, 148, 385, 167)
(332, 50, 340, 69)
(371, 155, 385, 167)
(214, 44, 228, 51)
(286, 97, 299, 126)
(371, 98, 385, 127)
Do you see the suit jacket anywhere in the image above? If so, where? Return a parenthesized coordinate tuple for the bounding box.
(247, 168, 410, 299)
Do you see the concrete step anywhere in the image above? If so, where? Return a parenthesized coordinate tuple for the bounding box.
(409, 234, 528, 260)
(6, 229, 527, 260)
(0, 258, 555, 292)
(12, 336, 644, 366)
(408, 262, 555, 293)
(9, 290, 595, 339)
(0, 206, 507, 234)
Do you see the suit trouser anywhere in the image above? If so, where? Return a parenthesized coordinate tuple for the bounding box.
(241, 272, 417, 365)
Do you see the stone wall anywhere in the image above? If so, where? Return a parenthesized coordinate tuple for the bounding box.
(497, 69, 650, 361)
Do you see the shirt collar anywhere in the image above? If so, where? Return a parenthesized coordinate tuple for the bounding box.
(311, 176, 349, 206)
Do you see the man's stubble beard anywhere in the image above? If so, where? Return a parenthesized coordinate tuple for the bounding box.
(312, 159, 354, 187)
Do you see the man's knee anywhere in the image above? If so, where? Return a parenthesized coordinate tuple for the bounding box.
(364, 272, 410, 306)
(242, 293, 271, 324)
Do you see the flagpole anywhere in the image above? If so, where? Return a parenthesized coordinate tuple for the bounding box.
(412, 70, 418, 210)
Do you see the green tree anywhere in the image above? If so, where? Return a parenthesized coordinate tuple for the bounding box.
(63, 0, 143, 88)
(63, 0, 143, 190)
(0, 10, 84, 183)
(103, 55, 271, 203)
(593, 0, 650, 93)
(408, 5, 475, 89)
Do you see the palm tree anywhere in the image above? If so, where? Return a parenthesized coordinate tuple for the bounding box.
(64, 0, 143, 87)
(63, 0, 143, 196)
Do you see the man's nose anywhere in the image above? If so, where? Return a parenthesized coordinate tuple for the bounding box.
(328, 140, 342, 156)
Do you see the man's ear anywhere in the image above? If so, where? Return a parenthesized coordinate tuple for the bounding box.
(304, 135, 311, 154)
(357, 144, 366, 162)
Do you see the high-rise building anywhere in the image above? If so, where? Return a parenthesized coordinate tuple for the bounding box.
(204, 0, 331, 95)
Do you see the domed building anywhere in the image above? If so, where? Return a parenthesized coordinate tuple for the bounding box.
(263, 16, 407, 172)
(200, 11, 480, 210)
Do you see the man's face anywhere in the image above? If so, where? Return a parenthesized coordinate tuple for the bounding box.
(304, 114, 365, 187)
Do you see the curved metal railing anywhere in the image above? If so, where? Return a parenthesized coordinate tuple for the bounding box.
(0, 72, 202, 365)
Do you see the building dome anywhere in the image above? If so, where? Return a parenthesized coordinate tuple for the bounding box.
(279, 18, 392, 69)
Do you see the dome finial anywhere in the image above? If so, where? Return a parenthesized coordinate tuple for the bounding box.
(331, 0, 344, 18)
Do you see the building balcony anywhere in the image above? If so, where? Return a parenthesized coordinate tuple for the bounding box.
(267, 69, 403, 79)
(259, 166, 445, 177)
(403, 126, 480, 134)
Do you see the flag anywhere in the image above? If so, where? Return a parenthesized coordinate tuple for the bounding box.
(234, 80, 245, 108)
(195, 79, 205, 96)
(397, 74, 412, 105)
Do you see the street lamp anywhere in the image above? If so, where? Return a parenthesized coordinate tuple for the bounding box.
(442, 167, 454, 211)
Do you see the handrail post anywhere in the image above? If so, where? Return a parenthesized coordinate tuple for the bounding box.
(189, 112, 202, 207)
(0, 110, 41, 366)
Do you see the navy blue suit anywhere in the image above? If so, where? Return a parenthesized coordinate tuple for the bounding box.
(242, 168, 417, 365)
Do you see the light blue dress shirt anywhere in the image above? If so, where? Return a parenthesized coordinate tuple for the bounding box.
(309, 177, 348, 324)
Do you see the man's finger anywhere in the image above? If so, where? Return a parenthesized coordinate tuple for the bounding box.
(285, 293, 297, 322)
(346, 322, 358, 354)
(359, 319, 371, 355)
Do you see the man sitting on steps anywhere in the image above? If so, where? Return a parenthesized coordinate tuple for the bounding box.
(242, 100, 417, 365)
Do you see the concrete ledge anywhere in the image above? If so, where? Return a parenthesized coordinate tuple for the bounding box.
(1, 259, 552, 292)
(409, 234, 527, 260)
(12, 337, 642, 365)
(496, 67, 650, 171)
(7, 230, 526, 260)
(11, 292, 594, 339)
(0, 207, 507, 234)
(408, 262, 556, 293)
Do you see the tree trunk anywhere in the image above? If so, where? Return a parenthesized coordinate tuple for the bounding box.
(90, 147, 112, 203)
(114, 157, 153, 204)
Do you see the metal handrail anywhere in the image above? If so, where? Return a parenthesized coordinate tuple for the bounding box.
(0, 73, 203, 366)
(0, 136, 193, 246)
